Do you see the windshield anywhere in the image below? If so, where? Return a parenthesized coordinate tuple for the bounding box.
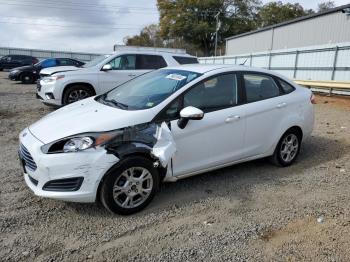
(99, 69, 202, 110)
(82, 55, 110, 68)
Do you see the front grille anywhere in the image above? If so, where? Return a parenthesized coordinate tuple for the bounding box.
(19, 144, 37, 171)
(43, 177, 84, 192)
(28, 175, 38, 186)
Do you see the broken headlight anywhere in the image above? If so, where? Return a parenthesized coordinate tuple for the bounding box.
(41, 131, 122, 154)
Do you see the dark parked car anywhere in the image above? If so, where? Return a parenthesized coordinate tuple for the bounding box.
(8, 58, 85, 84)
(0, 55, 38, 71)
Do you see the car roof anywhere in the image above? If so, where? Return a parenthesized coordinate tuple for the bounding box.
(108, 50, 195, 57)
(165, 64, 288, 75)
(164, 64, 260, 74)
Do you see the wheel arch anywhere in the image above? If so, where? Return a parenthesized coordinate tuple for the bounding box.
(62, 82, 96, 104)
(95, 146, 167, 203)
(283, 125, 303, 141)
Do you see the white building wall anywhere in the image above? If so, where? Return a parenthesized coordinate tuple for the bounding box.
(226, 10, 350, 56)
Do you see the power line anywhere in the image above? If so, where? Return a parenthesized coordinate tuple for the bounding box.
(0, 20, 143, 30)
(0, 0, 158, 10)
(0, 15, 151, 27)
(0, 0, 228, 15)
(0, 1, 160, 14)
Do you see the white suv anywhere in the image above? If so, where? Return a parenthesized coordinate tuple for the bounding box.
(20, 65, 314, 215)
(36, 48, 198, 106)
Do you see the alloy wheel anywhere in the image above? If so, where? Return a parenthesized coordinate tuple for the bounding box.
(280, 134, 299, 162)
(67, 89, 90, 103)
(112, 167, 153, 209)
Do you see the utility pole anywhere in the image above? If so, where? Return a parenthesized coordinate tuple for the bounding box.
(214, 11, 221, 57)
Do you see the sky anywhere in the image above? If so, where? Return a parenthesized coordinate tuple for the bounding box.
(0, 0, 349, 54)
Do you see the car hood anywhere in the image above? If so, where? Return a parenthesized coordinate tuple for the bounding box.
(40, 66, 80, 76)
(11, 65, 35, 72)
(29, 97, 155, 144)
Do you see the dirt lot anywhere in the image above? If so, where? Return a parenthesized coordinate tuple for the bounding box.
(1, 71, 350, 261)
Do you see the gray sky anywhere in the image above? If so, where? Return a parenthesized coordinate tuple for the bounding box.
(0, 0, 348, 54)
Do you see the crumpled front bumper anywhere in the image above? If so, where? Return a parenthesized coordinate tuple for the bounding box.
(19, 128, 120, 203)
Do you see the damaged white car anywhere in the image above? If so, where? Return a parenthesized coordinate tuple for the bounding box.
(19, 65, 314, 215)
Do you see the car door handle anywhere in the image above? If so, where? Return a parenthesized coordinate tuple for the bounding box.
(276, 102, 287, 109)
(225, 115, 241, 123)
(128, 74, 136, 77)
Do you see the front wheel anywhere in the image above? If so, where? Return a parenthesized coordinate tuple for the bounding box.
(62, 85, 94, 105)
(100, 156, 160, 215)
(270, 129, 301, 167)
(21, 73, 35, 84)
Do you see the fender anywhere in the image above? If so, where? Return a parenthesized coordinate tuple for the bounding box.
(266, 112, 305, 156)
(105, 142, 154, 160)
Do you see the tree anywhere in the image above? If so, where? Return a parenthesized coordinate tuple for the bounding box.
(317, 1, 336, 12)
(124, 24, 164, 47)
(257, 1, 314, 28)
(157, 0, 261, 56)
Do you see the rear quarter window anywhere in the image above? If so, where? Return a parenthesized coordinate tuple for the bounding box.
(173, 56, 199, 65)
(278, 79, 295, 94)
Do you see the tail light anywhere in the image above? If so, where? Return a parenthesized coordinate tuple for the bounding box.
(310, 93, 316, 104)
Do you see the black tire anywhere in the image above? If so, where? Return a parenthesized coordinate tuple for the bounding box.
(270, 128, 301, 167)
(20, 73, 34, 84)
(100, 156, 160, 215)
(62, 85, 94, 105)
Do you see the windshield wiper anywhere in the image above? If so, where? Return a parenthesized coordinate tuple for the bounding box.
(102, 97, 129, 109)
(111, 100, 129, 109)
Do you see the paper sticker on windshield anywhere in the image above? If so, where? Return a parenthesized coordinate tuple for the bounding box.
(166, 74, 186, 81)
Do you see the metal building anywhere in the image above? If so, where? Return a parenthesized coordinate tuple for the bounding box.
(226, 4, 350, 56)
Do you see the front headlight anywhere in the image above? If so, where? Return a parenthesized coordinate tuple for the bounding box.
(42, 75, 65, 83)
(63, 137, 94, 152)
(41, 131, 122, 154)
(10, 69, 19, 74)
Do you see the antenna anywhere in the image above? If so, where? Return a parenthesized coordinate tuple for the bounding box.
(240, 58, 248, 66)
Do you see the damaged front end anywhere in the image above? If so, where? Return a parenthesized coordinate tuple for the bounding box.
(104, 121, 176, 177)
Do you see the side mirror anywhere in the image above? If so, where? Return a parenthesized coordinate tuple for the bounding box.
(101, 64, 112, 71)
(177, 106, 204, 129)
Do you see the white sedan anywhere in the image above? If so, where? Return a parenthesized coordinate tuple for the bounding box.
(19, 65, 314, 215)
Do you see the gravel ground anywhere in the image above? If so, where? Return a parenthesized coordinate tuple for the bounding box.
(0, 71, 350, 261)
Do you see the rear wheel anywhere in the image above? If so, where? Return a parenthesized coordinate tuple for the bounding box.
(270, 129, 301, 167)
(62, 85, 94, 105)
(21, 73, 34, 84)
(100, 156, 159, 215)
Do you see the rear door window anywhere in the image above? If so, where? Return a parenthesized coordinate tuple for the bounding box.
(243, 73, 280, 103)
(173, 56, 199, 64)
(136, 55, 167, 69)
(57, 58, 74, 66)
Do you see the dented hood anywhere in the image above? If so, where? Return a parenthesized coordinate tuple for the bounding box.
(29, 97, 154, 144)
(40, 66, 81, 76)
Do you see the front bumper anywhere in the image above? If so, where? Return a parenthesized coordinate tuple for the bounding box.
(36, 80, 62, 106)
(19, 128, 119, 203)
(9, 71, 20, 81)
